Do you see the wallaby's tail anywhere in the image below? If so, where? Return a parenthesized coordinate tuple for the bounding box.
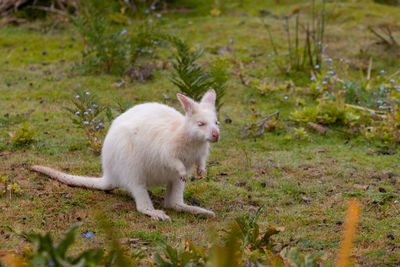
(30, 165, 114, 191)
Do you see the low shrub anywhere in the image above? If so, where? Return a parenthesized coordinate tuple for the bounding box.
(9, 122, 35, 147)
(65, 89, 112, 154)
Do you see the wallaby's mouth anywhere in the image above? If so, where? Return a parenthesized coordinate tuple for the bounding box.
(207, 137, 219, 143)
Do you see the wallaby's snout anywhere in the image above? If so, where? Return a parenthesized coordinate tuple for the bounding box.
(210, 128, 219, 142)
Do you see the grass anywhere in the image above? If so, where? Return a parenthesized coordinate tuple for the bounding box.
(1, 0, 400, 266)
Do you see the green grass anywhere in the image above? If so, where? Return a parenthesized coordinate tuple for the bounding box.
(1, 1, 400, 266)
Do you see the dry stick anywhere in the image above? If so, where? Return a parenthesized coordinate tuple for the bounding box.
(284, 119, 350, 136)
(241, 111, 280, 138)
(28, 5, 68, 17)
(335, 200, 361, 267)
(384, 25, 399, 47)
(258, 110, 280, 129)
(368, 26, 391, 46)
(344, 103, 381, 114)
(238, 71, 249, 87)
(367, 57, 373, 81)
(0, 225, 28, 241)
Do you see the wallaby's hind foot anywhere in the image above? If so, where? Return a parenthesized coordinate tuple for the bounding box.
(167, 203, 216, 218)
(138, 209, 171, 221)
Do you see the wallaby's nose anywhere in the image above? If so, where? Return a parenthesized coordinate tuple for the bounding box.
(211, 129, 219, 142)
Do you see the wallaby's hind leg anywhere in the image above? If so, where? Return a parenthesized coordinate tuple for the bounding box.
(164, 180, 215, 217)
(128, 185, 171, 221)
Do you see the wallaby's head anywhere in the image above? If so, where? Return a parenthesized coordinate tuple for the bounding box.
(177, 90, 220, 143)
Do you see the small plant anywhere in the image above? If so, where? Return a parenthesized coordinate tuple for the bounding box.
(114, 96, 134, 114)
(210, 0, 221, 17)
(0, 175, 21, 200)
(290, 97, 349, 127)
(66, 90, 112, 154)
(209, 57, 228, 111)
(71, 1, 166, 76)
(262, 0, 326, 75)
(25, 225, 104, 267)
(153, 241, 208, 266)
(280, 247, 325, 267)
(235, 205, 281, 253)
(9, 122, 35, 147)
(129, 13, 164, 65)
(293, 127, 309, 140)
(71, 1, 129, 75)
(169, 37, 227, 111)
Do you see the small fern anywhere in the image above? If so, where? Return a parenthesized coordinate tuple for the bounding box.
(169, 37, 227, 111)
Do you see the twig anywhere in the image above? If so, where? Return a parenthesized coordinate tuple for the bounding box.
(383, 25, 399, 47)
(28, 5, 68, 17)
(0, 225, 28, 241)
(344, 103, 381, 114)
(241, 111, 280, 138)
(258, 111, 280, 128)
(238, 71, 249, 87)
(368, 26, 393, 46)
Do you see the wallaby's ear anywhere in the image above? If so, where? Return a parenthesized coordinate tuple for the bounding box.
(200, 89, 216, 105)
(177, 93, 194, 113)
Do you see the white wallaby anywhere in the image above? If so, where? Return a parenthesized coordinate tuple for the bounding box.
(31, 89, 220, 221)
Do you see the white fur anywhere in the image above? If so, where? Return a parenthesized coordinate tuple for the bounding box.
(31, 90, 219, 221)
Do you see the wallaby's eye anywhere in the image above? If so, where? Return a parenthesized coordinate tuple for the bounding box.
(197, 121, 206, 126)
(215, 121, 220, 125)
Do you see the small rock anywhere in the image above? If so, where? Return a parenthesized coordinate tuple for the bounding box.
(114, 79, 126, 88)
(64, 193, 72, 198)
(249, 99, 256, 104)
(189, 197, 201, 206)
(82, 231, 94, 239)
(235, 181, 247, 187)
(378, 187, 387, 193)
(353, 184, 369, 190)
(374, 149, 396, 155)
(224, 115, 232, 124)
(387, 233, 395, 240)
(314, 148, 330, 153)
(162, 94, 170, 101)
(302, 196, 314, 202)
(217, 45, 232, 55)
(262, 180, 278, 187)
(385, 172, 395, 179)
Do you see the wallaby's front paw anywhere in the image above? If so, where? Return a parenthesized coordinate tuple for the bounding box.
(196, 166, 206, 177)
(179, 172, 187, 182)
